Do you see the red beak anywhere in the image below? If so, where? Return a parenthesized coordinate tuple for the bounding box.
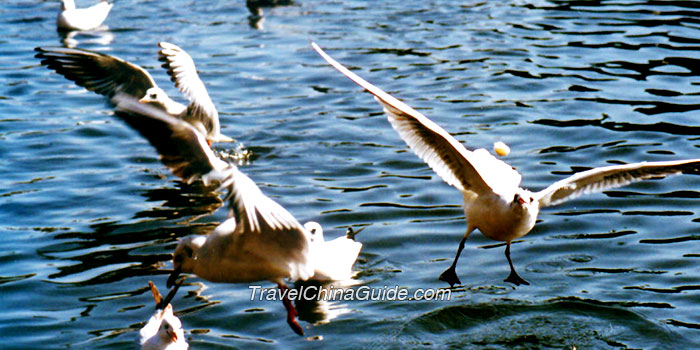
(168, 330, 178, 343)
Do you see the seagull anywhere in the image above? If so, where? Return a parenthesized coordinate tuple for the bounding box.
(140, 279, 188, 350)
(112, 94, 362, 335)
(311, 42, 700, 287)
(34, 42, 233, 144)
(57, 0, 113, 31)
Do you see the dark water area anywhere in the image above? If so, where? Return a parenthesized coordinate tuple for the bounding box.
(1, 0, 699, 349)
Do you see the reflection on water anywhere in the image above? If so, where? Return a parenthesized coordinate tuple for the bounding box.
(59, 28, 114, 49)
(1, 0, 699, 349)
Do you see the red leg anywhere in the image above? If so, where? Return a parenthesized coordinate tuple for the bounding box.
(278, 283, 304, 336)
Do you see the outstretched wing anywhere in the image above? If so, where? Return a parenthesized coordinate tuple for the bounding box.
(35, 46, 156, 100)
(158, 42, 230, 142)
(536, 159, 700, 207)
(224, 167, 312, 281)
(112, 94, 230, 185)
(225, 167, 304, 234)
(312, 42, 521, 196)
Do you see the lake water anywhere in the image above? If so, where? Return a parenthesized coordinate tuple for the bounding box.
(1, 0, 699, 349)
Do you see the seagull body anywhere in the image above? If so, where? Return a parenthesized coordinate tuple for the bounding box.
(113, 95, 362, 335)
(139, 281, 188, 350)
(57, 0, 112, 31)
(312, 42, 700, 286)
(34, 43, 232, 144)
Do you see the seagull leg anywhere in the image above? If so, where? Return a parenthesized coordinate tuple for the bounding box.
(278, 283, 304, 336)
(503, 241, 529, 286)
(439, 228, 473, 287)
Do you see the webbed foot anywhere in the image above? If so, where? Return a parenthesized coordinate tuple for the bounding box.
(439, 267, 461, 287)
(504, 270, 529, 286)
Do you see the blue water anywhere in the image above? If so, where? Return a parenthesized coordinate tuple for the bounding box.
(1, 0, 699, 349)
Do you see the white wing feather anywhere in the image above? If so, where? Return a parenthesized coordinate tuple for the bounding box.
(312, 42, 521, 196)
(536, 159, 700, 207)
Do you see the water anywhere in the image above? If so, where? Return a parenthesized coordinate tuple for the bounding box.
(1, 0, 699, 348)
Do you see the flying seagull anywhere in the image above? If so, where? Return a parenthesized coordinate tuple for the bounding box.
(311, 42, 700, 287)
(57, 0, 113, 31)
(113, 94, 362, 335)
(35, 42, 232, 144)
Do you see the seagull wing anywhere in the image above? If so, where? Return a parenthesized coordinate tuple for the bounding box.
(226, 167, 305, 234)
(535, 159, 700, 207)
(225, 167, 312, 280)
(35, 47, 156, 100)
(312, 42, 520, 195)
(112, 94, 230, 185)
(158, 42, 229, 142)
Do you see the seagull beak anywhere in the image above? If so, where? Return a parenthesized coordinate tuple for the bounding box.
(167, 267, 181, 288)
(167, 329, 178, 343)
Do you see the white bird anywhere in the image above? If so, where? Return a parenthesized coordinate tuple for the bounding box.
(112, 94, 362, 335)
(307, 224, 363, 282)
(34, 42, 232, 144)
(311, 42, 700, 287)
(140, 280, 188, 350)
(57, 0, 113, 31)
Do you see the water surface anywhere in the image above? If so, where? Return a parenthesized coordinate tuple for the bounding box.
(1, 0, 699, 349)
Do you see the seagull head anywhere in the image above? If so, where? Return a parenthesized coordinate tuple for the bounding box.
(60, 0, 76, 11)
(304, 221, 325, 243)
(168, 235, 205, 288)
(510, 190, 539, 234)
(157, 315, 183, 344)
(139, 87, 168, 105)
(139, 87, 182, 115)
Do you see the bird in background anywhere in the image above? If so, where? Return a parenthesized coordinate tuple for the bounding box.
(140, 279, 188, 350)
(112, 94, 362, 335)
(311, 42, 700, 287)
(35, 42, 233, 145)
(57, 0, 113, 31)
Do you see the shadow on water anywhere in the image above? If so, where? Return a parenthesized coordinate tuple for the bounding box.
(36, 182, 223, 287)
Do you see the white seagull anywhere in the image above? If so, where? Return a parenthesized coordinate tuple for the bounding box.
(112, 94, 362, 335)
(139, 280, 188, 350)
(34, 42, 232, 144)
(311, 42, 700, 287)
(57, 0, 113, 31)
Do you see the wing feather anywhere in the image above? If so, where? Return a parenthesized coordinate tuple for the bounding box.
(35, 47, 156, 100)
(226, 167, 305, 234)
(312, 42, 521, 196)
(223, 168, 312, 281)
(158, 42, 229, 142)
(112, 94, 230, 185)
(536, 159, 700, 207)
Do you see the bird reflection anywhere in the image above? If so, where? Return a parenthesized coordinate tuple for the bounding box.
(58, 28, 114, 48)
(293, 278, 360, 325)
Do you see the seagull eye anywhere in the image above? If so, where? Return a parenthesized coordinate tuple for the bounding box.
(184, 246, 194, 258)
